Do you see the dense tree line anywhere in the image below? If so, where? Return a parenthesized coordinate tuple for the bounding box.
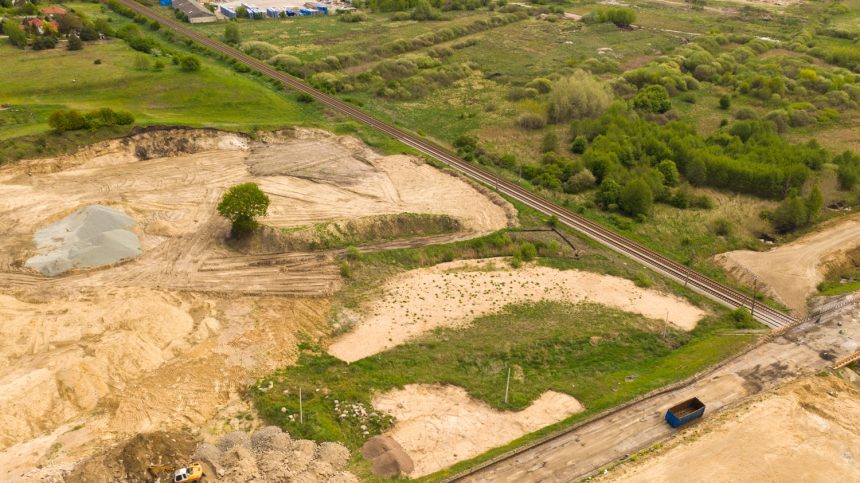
(48, 108, 135, 132)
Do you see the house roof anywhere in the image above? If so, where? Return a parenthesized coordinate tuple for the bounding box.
(40, 6, 67, 15)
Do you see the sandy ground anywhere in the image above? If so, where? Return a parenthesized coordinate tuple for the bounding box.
(373, 384, 584, 477)
(606, 373, 860, 483)
(716, 215, 860, 315)
(0, 128, 511, 481)
(329, 258, 707, 362)
(462, 295, 860, 482)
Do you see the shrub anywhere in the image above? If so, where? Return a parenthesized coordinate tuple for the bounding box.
(48, 110, 87, 132)
(517, 112, 546, 130)
(180, 55, 201, 72)
(711, 218, 733, 236)
(32, 35, 58, 50)
(3, 19, 28, 48)
(411, 0, 442, 20)
(541, 132, 558, 153)
(241, 40, 279, 60)
(570, 135, 587, 154)
(596, 178, 622, 208)
(564, 169, 596, 193)
(67, 33, 83, 51)
(633, 84, 671, 113)
(270, 54, 303, 73)
(224, 23, 240, 45)
(619, 178, 654, 216)
(547, 71, 612, 123)
(340, 11, 368, 22)
(518, 242, 537, 261)
(719, 94, 730, 109)
(526, 77, 552, 94)
(296, 92, 315, 103)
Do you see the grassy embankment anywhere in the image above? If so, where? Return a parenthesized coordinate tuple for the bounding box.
(250, 201, 761, 479)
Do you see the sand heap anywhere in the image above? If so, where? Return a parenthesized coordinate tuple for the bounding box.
(192, 427, 357, 483)
(25, 204, 140, 276)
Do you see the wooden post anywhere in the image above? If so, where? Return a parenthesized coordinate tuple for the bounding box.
(504, 367, 511, 404)
(299, 386, 303, 424)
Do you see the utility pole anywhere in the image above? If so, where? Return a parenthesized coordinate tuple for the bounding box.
(750, 278, 758, 320)
(504, 367, 511, 404)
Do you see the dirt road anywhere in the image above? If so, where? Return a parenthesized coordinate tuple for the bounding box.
(716, 215, 860, 315)
(605, 373, 860, 482)
(457, 297, 859, 482)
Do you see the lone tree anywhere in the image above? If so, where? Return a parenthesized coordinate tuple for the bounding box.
(217, 183, 270, 236)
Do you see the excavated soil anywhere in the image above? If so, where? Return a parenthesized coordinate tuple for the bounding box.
(0, 128, 511, 481)
(329, 258, 707, 362)
(606, 373, 860, 483)
(373, 384, 585, 478)
(716, 215, 860, 315)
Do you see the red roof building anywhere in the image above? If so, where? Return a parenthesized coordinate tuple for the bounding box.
(40, 6, 67, 15)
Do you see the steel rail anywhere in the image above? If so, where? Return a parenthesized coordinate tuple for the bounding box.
(115, 0, 796, 328)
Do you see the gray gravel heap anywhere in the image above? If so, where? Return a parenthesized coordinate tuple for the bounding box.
(26, 204, 141, 276)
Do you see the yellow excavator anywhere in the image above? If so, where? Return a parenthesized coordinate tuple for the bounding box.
(147, 462, 205, 482)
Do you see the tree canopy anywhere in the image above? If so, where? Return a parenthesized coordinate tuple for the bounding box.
(217, 183, 271, 236)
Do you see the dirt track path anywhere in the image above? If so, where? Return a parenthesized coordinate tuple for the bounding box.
(716, 216, 860, 315)
(459, 300, 860, 482)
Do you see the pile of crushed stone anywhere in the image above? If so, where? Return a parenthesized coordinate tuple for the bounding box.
(193, 427, 358, 482)
(25, 204, 141, 276)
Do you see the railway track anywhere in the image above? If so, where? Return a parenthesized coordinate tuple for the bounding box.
(114, 0, 796, 329)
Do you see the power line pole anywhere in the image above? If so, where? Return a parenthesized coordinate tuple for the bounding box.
(750, 278, 758, 320)
(504, 367, 511, 404)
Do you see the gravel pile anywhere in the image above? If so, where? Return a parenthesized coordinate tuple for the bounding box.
(193, 427, 357, 483)
(25, 204, 141, 276)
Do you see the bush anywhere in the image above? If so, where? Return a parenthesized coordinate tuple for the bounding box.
(596, 178, 622, 208)
(32, 35, 58, 50)
(547, 71, 612, 123)
(3, 19, 28, 48)
(711, 218, 733, 236)
(518, 242, 537, 261)
(224, 23, 240, 45)
(564, 169, 596, 193)
(296, 92, 315, 103)
(180, 55, 201, 72)
(517, 112, 546, 130)
(241, 41, 279, 60)
(340, 11, 368, 22)
(619, 178, 654, 216)
(526, 77, 552, 94)
(67, 33, 83, 51)
(541, 132, 558, 153)
(411, 0, 442, 20)
(719, 94, 730, 109)
(633, 84, 671, 113)
(570, 135, 587, 154)
(270, 54, 303, 73)
(48, 110, 87, 132)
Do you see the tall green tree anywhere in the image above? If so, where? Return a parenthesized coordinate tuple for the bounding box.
(224, 23, 240, 45)
(620, 178, 654, 216)
(3, 19, 28, 48)
(217, 183, 270, 236)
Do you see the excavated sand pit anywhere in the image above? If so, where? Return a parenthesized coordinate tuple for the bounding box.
(329, 258, 707, 362)
(605, 373, 860, 483)
(373, 384, 585, 477)
(0, 127, 512, 480)
(716, 215, 860, 315)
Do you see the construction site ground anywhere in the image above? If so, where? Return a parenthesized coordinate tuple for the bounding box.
(461, 296, 860, 482)
(603, 372, 860, 483)
(716, 214, 860, 316)
(0, 127, 510, 481)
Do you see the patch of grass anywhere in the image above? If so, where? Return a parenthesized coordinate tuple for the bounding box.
(251, 300, 757, 455)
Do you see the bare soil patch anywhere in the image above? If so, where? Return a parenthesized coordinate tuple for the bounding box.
(329, 258, 707, 362)
(605, 373, 860, 483)
(0, 127, 510, 480)
(373, 384, 585, 477)
(715, 215, 860, 315)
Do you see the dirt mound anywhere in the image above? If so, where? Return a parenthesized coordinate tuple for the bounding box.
(25, 204, 141, 276)
(362, 435, 414, 478)
(194, 426, 358, 482)
(329, 258, 707, 362)
(606, 373, 860, 482)
(65, 431, 198, 483)
(372, 384, 585, 477)
(716, 215, 860, 315)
